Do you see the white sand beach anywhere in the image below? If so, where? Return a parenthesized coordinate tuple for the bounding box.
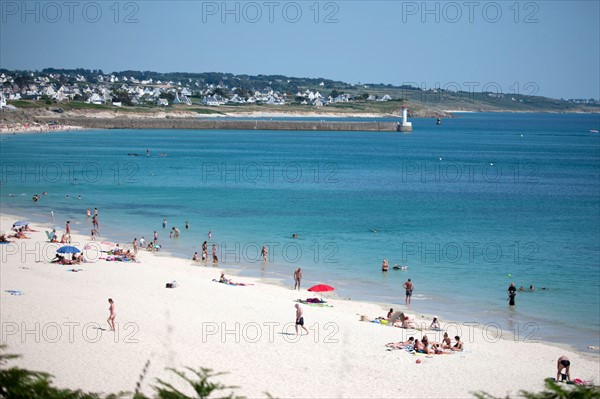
(1, 212, 598, 398)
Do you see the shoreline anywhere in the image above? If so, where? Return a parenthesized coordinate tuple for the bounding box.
(1, 108, 598, 135)
(3, 208, 600, 359)
(0, 122, 87, 135)
(1, 209, 599, 398)
(2, 192, 599, 356)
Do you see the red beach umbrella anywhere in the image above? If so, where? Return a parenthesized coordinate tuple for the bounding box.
(308, 284, 335, 293)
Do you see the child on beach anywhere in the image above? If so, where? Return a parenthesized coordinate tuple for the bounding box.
(107, 298, 116, 331)
(430, 317, 441, 330)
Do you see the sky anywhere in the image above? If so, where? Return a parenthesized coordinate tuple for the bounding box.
(1, 0, 599, 99)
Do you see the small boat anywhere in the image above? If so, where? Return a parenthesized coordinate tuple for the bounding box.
(393, 264, 408, 270)
(590, 129, 599, 133)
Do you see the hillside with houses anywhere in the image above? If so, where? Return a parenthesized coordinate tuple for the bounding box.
(1, 69, 598, 118)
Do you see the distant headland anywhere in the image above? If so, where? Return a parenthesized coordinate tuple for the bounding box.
(1, 68, 598, 132)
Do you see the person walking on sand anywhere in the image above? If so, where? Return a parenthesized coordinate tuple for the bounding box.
(132, 238, 138, 253)
(107, 298, 116, 331)
(65, 221, 71, 237)
(294, 268, 302, 290)
(508, 282, 517, 306)
(556, 356, 571, 382)
(261, 245, 268, 262)
(403, 278, 414, 305)
(294, 303, 309, 336)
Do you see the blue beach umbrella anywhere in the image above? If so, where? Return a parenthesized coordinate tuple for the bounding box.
(57, 246, 81, 254)
(13, 221, 29, 227)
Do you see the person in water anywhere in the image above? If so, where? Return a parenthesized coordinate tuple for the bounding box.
(381, 259, 389, 271)
(261, 245, 268, 262)
(508, 283, 517, 306)
(403, 279, 414, 305)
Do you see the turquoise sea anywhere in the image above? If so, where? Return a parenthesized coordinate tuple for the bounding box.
(1, 113, 599, 351)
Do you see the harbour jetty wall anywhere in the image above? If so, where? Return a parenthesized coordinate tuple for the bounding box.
(41, 117, 401, 132)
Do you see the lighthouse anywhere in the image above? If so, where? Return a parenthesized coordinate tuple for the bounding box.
(397, 106, 413, 132)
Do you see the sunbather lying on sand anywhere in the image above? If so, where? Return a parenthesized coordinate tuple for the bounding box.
(51, 254, 65, 263)
(15, 229, 29, 239)
(386, 337, 415, 349)
(215, 274, 250, 286)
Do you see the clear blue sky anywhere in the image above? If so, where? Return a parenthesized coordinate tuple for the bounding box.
(1, 0, 598, 99)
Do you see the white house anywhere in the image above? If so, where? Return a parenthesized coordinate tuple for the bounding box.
(202, 95, 222, 106)
(87, 93, 103, 105)
(157, 98, 169, 107)
(228, 94, 246, 104)
(0, 93, 6, 108)
(173, 92, 192, 105)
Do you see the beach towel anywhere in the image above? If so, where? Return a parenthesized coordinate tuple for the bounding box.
(5, 290, 24, 296)
(295, 299, 333, 307)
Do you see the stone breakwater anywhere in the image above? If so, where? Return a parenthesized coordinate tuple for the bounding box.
(38, 117, 401, 132)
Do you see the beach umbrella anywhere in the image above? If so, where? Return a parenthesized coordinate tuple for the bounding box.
(13, 221, 29, 227)
(307, 284, 335, 300)
(57, 245, 81, 254)
(308, 284, 335, 293)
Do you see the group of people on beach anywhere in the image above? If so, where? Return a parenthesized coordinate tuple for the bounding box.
(387, 332, 464, 354)
(191, 241, 219, 263)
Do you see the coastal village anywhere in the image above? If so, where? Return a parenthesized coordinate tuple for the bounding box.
(0, 70, 396, 109)
(2, 69, 597, 112)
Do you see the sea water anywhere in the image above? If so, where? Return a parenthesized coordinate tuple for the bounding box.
(1, 112, 599, 351)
